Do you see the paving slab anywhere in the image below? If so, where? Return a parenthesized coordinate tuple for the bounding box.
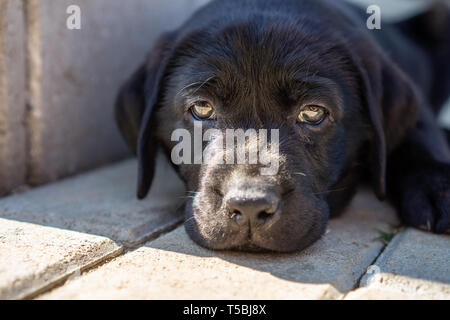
(0, 154, 186, 246)
(0, 218, 121, 299)
(347, 229, 450, 299)
(344, 287, 424, 300)
(40, 189, 399, 299)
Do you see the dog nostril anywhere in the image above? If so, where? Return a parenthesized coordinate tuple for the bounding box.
(228, 210, 243, 221)
(257, 210, 274, 221)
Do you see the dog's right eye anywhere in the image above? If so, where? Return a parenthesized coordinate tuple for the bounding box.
(190, 101, 216, 120)
(297, 105, 327, 125)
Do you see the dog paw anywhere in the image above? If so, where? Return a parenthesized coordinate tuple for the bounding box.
(397, 164, 450, 234)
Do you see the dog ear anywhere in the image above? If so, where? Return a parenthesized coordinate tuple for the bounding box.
(115, 65, 147, 155)
(114, 32, 177, 199)
(354, 43, 420, 200)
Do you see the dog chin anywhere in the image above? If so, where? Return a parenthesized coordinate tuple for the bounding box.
(185, 230, 321, 253)
(184, 214, 323, 253)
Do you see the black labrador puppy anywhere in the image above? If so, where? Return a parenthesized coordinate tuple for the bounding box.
(115, 0, 450, 252)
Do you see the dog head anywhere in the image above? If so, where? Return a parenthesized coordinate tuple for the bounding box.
(116, 2, 419, 252)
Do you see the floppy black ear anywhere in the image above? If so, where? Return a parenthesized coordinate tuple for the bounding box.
(115, 65, 147, 155)
(114, 32, 177, 199)
(354, 45, 420, 200)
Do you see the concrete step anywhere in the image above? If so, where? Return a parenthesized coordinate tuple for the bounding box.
(0, 154, 185, 299)
(39, 189, 400, 299)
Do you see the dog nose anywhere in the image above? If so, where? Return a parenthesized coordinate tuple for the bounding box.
(226, 195, 280, 224)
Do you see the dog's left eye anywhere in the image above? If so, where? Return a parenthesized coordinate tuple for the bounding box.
(297, 105, 327, 125)
(190, 101, 216, 120)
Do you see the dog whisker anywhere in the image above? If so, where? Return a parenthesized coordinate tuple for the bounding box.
(312, 187, 349, 195)
(176, 76, 216, 97)
(176, 81, 203, 97)
(184, 216, 196, 223)
(191, 76, 216, 95)
(179, 195, 196, 200)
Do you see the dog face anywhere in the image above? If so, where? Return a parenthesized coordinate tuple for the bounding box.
(157, 23, 370, 252)
(116, 1, 419, 252)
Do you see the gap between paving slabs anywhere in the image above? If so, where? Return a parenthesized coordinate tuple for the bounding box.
(0, 154, 187, 299)
(345, 228, 450, 299)
(38, 188, 399, 299)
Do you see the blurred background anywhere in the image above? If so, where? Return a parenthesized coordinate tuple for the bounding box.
(0, 0, 449, 197)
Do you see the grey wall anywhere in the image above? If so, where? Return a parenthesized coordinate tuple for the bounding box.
(0, 0, 27, 195)
(0, 0, 209, 195)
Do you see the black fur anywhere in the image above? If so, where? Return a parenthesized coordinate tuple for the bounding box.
(115, 0, 450, 252)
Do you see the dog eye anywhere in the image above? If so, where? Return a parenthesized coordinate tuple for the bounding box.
(190, 101, 216, 120)
(297, 105, 327, 125)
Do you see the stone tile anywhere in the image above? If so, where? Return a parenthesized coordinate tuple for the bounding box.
(25, 0, 209, 185)
(0, 218, 121, 299)
(344, 287, 423, 300)
(40, 189, 399, 299)
(352, 229, 450, 299)
(0, 0, 27, 195)
(0, 155, 186, 246)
